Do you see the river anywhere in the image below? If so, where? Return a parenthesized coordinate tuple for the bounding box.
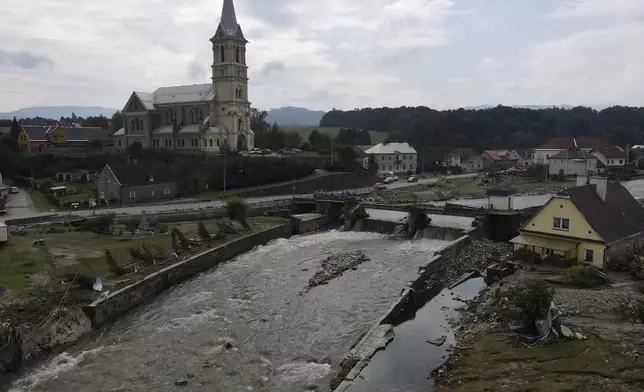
(9, 231, 450, 392)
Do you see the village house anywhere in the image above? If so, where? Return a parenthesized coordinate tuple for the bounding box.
(533, 136, 615, 165)
(447, 148, 483, 172)
(95, 163, 177, 205)
(354, 145, 373, 170)
(365, 142, 417, 173)
(510, 176, 644, 269)
(513, 148, 534, 166)
(481, 150, 521, 169)
(547, 148, 597, 177)
(17, 125, 112, 153)
(592, 144, 627, 172)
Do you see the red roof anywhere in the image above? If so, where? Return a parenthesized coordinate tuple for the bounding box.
(538, 137, 613, 150)
(484, 149, 521, 161)
(356, 145, 373, 152)
(0, 127, 10, 134)
(594, 144, 625, 159)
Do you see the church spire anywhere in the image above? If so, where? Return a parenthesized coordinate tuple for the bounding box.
(219, 0, 238, 37)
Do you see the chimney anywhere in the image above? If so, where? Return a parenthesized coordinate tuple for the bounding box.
(589, 176, 608, 201)
(576, 175, 589, 187)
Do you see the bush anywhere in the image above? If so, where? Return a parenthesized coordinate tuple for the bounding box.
(615, 298, 644, 323)
(198, 221, 211, 242)
(225, 197, 249, 229)
(80, 213, 115, 233)
(508, 279, 554, 324)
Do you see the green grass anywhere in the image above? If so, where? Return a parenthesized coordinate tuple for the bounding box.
(280, 125, 388, 144)
(27, 189, 58, 212)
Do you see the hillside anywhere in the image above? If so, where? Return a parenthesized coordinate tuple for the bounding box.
(280, 125, 388, 145)
(0, 106, 118, 120)
(265, 107, 325, 126)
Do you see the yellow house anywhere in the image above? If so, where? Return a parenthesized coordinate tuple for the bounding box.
(18, 126, 49, 153)
(46, 125, 68, 144)
(511, 176, 644, 269)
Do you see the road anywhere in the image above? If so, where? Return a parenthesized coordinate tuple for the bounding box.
(1, 173, 478, 222)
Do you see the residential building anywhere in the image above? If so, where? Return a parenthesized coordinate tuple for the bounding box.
(95, 163, 177, 205)
(592, 144, 626, 171)
(365, 142, 417, 173)
(510, 176, 644, 269)
(56, 169, 93, 183)
(0, 127, 10, 136)
(481, 150, 521, 169)
(447, 148, 483, 172)
(487, 186, 516, 211)
(114, 0, 254, 154)
(533, 137, 614, 165)
(17, 125, 112, 153)
(354, 145, 373, 170)
(513, 148, 534, 166)
(547, 148, 597, 177)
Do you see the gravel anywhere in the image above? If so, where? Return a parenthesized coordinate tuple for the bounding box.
(302, 250, 370, 294)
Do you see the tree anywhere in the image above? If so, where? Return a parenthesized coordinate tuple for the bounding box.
(309, 129, 321, 149)
(557, 168, 566, 181)
(0, 135, 19, 153)
(85, 115, 110, 129)
(127, 141, 143, 157)
(198, 221, 211, 242)
(251, 108, 269, 133)
(71, 112, 78, 123)
(10, 117, 21, 140)
(111, 111, 123, 131)
(225, 197, 249, 229)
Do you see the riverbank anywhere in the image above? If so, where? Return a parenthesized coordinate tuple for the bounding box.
(434, 265, 644, 392)
(0, 216, 289, 376)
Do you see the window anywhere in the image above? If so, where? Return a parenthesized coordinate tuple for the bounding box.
(238, 118, 243, 131)
(220, 46, 225, 62)
(99, 191, 105, 199)
(619, 159, 623, 164)
(584, 249, 594, 262)
(129, 190, 137, 199)
(151, 188, 156, 196)
(553, 217, 570, 230)
(118, 140, 122, 147)
(209, 139, 213, 147)
(235, 47, 240, 63)
(216, 139, 220, 146)
(164, 187, 171, 195)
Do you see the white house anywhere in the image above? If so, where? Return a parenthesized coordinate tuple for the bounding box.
(365, 143, 418, 173)
(547, 148, 597, 176)
(592, 145, 626, 170)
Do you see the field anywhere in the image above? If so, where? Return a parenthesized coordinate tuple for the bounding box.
(280, 125, 388, 145)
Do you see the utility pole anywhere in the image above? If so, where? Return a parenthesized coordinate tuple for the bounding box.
(223, 153, 227, 192)
(331, 137, 334, 165)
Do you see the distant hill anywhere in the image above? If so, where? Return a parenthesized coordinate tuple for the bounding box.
(463, 104, 575, 110)
(265, 107, 325, 126)
(0, 106, 119, 119)
(279, 125, 388, 145)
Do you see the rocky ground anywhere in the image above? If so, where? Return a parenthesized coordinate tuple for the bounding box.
(434, 264, 644, 392)
(302, 250, 370, 294)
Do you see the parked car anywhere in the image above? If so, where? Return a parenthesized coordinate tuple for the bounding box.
(407, 176, 418, 183)
(250, 148, 263, 155)
(9, 187, 19, 194)
(383, 176, 396, 184)
(374, 183, 387, 190)
(261, 148, 272, 155)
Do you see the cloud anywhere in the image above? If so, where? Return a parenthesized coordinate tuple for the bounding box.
(478, 57, 500, 70)
(0, 0, 643, 113)
(0, 49, 53, 69)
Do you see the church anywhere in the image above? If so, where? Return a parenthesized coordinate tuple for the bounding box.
(113, 0, 254, 153)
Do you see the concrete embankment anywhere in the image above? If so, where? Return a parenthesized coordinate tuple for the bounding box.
(331, 235, 473, 391)
(84, 223, 293, 327)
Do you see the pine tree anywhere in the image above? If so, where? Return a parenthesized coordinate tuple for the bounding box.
(9, 117, 21, 140)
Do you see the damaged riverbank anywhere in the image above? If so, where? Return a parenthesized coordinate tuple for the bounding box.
(434, 265, 644, 392)
(331, 238, 512, 391)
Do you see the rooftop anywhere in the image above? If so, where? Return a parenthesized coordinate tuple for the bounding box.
(365, 142, 417, 155)
(106, 163, 176, 186)
(548, 148, 596, 160)
(538, 136, 613, 150)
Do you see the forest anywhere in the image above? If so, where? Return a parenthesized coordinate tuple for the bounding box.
(320, 105, 644, 161)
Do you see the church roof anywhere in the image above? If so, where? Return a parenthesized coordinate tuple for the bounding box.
(219, 0, 238, 37)
(154, 84, 215, 106)
(134, 92, 155, 110)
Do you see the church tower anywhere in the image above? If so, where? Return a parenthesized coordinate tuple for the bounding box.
(210, 0, 252, 151)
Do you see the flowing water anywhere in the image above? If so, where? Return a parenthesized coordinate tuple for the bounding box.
(9, 231, 450, 392)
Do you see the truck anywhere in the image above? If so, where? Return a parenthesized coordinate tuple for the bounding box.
(0, 222, 7, 243)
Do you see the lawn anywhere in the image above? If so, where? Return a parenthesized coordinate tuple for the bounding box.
(280, 125, 388, 145)
(27, 189, 58, 212)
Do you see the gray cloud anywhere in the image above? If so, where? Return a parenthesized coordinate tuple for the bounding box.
(260, 61, 286, 76)
(0, 49, 53, 69)
(186, 59, 207, 80)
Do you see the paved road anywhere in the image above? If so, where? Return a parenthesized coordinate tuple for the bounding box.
(1, 173, 478, 222)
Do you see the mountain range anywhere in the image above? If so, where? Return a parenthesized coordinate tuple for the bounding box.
(0, 106, 119, 120)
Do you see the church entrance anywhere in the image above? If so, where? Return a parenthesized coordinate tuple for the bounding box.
(237, 134, 247, 151)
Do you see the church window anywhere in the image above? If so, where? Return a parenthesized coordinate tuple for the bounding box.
(235, 47, 240, 63)
(209, 139, 213, 147)
(130, 120, 135, 131)
(191, 108, 195, 124)
(216, 139, 220, 146)
(166, 111, 171, 125)
(220, 46, 225, 62)
(238, 118, 243, 132)
(224, 139, 227, 146)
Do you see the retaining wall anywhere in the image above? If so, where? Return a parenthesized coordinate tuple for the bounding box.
(84, 223, 292, 327)
(333, 234, 473, 391)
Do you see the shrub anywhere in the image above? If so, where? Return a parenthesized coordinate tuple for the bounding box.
(105, 249, 124, 275)
(512, 247, 536, 262)
(198, 221, 211, 242)
(225, 197, 249, 229)
(171, 227, 190, 250)
(508, 279, 554, 324)
(615, 298, 644, 323)
(80, 213, 115, 233)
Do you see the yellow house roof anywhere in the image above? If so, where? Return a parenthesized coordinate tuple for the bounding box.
(510, 234, 578, 251)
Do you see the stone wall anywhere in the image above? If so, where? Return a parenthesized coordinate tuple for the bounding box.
(84, 223, 292, 327)
(606, 232, 644, 265)
(237, 172, 378, 198)
(333, 234, 473, 391)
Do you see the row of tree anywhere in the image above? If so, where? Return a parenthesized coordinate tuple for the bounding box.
(6, 111, 123, 131)
(320, 105, 644, 164)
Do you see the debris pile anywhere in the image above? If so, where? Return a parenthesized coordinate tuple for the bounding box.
(302, 251, 370, 294)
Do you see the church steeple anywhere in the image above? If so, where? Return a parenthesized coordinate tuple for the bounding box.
(219, 0, 238, 37)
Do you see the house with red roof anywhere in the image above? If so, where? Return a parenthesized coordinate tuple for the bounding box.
(481, 149, 522, 169)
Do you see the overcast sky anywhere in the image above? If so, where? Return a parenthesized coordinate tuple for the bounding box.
(1, 0, 643, 112)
